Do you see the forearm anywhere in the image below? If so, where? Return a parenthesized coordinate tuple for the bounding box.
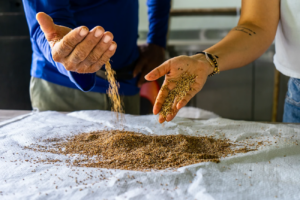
(33, 27, 69, 76)
(145, 0, 281, 122)
(192, 23, 276, 73)
(147, 0, 171, 48)
(192, 0, 280, 73)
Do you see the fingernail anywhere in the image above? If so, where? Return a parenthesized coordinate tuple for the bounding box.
(94, 29, 103, 37)
(109, 44, 116, 51)
(103, 35, 111, 43)
(80, 27, 89, 37)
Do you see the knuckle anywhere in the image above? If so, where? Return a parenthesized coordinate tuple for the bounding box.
(157, 96, 166, 103)
(61, 39, 74, 52)
(52, 52, 61, 62)
(99, 54, 110, 63)
(186, 93, 193, 98)
(181, 99, 187, 103)
(82, 62, 90, 69)
(77, 65, 88, 74)
(90, 66, 100, 73)
(178, 55, 188, 60)
(76, 68, 83, 73)
(72, 49, 87, 63)
(97, 60, 106, 68)
(64, 63, 74, 71)
(87, 53, 100, 64)
(78, 62, 90, 73)
(86, 38, 96, 46)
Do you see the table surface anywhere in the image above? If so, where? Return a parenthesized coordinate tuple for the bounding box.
(0, 110, 32, 122)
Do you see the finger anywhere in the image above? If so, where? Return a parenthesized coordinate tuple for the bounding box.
(158, 114, 166, 124)
(78, 31, 114, 72)
(36, 12, 57, 41)
(176, 76, 206, 109)
(52, 26, 89, 63)
(68, 30, 113, 67)
(153, 80, 169, 115)
(176, 90, 198, 110)
(145, 60, 171, 81)
(166, 97, 179, 121)
(86, 42, 117, 73)
(166, 112, 177, 122)
(133, 57, 148, 77)
(36, 12, 71, 43)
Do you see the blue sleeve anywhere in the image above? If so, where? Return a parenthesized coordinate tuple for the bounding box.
(22, 0, 96, 91)
(146, 0, 171, 49)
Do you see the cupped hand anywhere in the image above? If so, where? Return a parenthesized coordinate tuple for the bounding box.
(36, 12, 117, 74)
(145, 54, 213, 123)
(133, 43, 165, 87)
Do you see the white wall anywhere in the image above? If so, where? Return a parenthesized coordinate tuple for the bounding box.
(172, 0, 241, 8)
(139, 0, 241, 31)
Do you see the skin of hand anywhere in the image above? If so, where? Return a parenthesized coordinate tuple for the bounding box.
(36, 12, 117, 74)
(145, 0, 280, 123)
(145, 54, 213, 123)
(133, 43, 165, 87)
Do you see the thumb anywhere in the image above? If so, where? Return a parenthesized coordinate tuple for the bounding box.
(36, 12, 59, 41)
(145, 60, 170, 81)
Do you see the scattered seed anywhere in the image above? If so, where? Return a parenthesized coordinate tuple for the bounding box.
(25, 130, 257, 171)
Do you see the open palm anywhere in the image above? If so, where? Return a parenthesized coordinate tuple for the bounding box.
(145, 55, 212, 123)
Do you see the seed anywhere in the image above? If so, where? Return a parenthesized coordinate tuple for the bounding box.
(105, 61, 124, 123)
(25, 129, 260, 171)
(159, 72, 197, 119)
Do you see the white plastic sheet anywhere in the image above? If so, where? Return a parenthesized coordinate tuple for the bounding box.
(176, 107, 220, 119)
(0, 110, 300, 200)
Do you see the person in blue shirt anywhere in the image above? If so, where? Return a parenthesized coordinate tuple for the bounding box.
(22, 0, 171, 114)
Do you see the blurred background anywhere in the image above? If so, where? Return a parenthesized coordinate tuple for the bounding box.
(0, 0, 289, 121)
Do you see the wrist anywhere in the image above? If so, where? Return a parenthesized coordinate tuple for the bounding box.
(190, 54, 214, 76)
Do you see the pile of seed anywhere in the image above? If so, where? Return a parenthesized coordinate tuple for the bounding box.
(26, 130, 256, 171)
(160, 72, 197, 119)
(105, 61, 124, 123)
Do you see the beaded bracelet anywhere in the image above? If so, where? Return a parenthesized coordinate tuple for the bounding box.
(196, 52, 220, 77)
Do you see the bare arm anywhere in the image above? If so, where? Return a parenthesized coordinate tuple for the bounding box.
(145, 0, 280, 123)
(199, 0, 280, 72)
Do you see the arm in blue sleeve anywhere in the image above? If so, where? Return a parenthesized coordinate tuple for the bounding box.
(146, 0, 171, 48)
(22, 0, 96, 91)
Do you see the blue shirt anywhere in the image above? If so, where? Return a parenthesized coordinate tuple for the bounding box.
(22, 0, 170, 95)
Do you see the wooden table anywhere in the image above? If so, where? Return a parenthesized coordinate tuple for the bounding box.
(0, 110, 32, 123)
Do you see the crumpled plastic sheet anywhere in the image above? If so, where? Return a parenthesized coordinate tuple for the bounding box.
(176, 107, 220, 119)
(0, 110, 300, 200)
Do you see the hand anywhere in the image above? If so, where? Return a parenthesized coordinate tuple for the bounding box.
(133, 43, 165, 87)
(145, 54, 213, 123)
(36, 12, 117, 74)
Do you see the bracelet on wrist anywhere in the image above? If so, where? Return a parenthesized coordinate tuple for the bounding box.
(195, 52, 220, 77)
